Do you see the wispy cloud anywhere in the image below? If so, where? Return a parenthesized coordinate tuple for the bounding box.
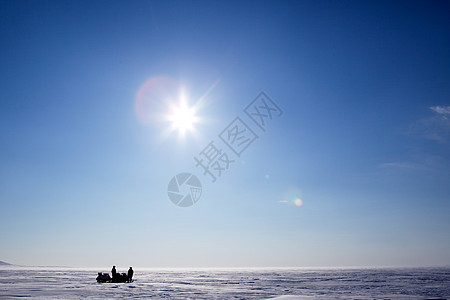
(378, 155, 441, 171)
(407, 105, 450, 143)
(379, 161, 424, 170)
(386, 107, 450, 173)
(430, 105, 450, 116)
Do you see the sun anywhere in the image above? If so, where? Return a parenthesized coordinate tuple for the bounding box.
(167, 100, 198, 136)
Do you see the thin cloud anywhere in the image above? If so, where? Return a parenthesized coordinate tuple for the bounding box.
(430, 105, 450, 116)
(379, 161, 424, 170)
(378, 155, 441, 171)
(407, 105, 450, 143)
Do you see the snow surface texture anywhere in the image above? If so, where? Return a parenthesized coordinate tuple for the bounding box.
(0, 267, 449, 299)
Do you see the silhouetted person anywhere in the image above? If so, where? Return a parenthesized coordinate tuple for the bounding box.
(111, 266, 117, 279)
(127, 267, 134, 282)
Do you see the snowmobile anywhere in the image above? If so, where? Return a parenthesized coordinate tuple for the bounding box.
(96, 272, 131, 283)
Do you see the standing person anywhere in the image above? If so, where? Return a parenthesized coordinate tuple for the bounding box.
(127, 267, 134, 282)
(111, 266, 117, 279)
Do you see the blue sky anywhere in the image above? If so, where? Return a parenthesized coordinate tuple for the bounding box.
(1, 0, 449, 268)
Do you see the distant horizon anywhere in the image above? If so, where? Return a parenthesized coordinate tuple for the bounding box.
(2, 260, 449, 270)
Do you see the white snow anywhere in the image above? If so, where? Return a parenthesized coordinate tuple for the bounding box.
(0, 266, 449, 299)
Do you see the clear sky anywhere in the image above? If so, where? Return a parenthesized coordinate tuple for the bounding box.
(1, 0, 449, 268)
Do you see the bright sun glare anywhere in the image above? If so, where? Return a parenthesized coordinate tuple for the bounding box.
(167, 101, 198, 136)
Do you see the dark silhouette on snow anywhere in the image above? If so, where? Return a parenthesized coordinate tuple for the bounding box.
(128, 267, 134, 282)
(96, 272, 112, 283)
(112, 273, 129, 283)
(96, 266, 132, 283)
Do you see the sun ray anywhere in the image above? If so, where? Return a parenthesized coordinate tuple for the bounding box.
(166, 91, 199, 138)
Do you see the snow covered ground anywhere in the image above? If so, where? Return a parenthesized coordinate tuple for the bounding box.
(0, 266, 449, 299)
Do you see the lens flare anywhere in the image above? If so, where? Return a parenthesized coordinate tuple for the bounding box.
(167, 98, 199, 137)
(294, 198, 303, 206)
(281, 187, 304, 207)
(135, 76, 209, 140)
(135, 76, 179, 125)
